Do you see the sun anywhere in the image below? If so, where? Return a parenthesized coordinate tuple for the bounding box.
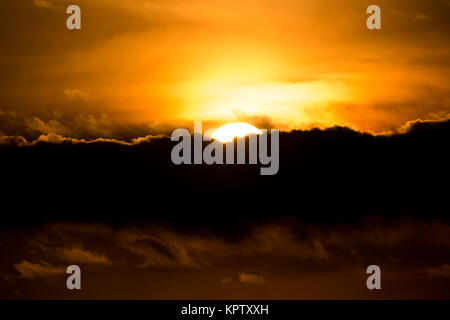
(211, 122, 262, 143)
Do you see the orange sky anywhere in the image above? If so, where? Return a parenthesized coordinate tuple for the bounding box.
(1, 0, 449, 134)
(1, 0, 450, 300)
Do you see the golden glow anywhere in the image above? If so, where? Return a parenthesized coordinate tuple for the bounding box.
(176, 80, 352, 122)
(211, 123, 262, 143)
(4, 0, 449, 133)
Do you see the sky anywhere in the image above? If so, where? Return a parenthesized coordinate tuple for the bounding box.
(1, 0, 450, 300)
(0, 0, 449, 139)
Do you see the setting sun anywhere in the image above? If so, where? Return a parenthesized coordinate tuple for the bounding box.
(211, 123, 262, 143)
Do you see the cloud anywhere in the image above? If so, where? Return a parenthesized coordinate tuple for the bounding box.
(0, 118, 448, 245)
(13, 260, 64, 279)
(118, 231, 204, 268)
(0, 109, 175, 143)
(426, 265, 450, 278)
(63, 89, 91, 101)
(26, 117, 72, 137)
(238, 272, 265, 285)
(415, 14, 431, 21)
(392, 114, 450, 135)
(249, 225, 330, 263)
(10, 218, 450, 277)
(58, 247, 111, 265)
(33, 0, 53, 9)
(220, 277, 232, 284)
(115, 224, 333, 269)
(233, 110, 276, 130)
(32, 132, 133, 145)
(2, 218, 450, 298)
(0, 119, 449, 286)
(0, 109, 449, 147)
(0, 135, 29, 147)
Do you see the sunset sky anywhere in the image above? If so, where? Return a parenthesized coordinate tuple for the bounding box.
(1, 0, 449, 138)
(1, 1, 450, 300)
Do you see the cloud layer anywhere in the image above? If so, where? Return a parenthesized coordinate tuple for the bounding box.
(2, 218, 450, 298)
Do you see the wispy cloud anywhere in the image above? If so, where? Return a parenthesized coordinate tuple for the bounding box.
(14, 260, 64, 279)
(58, 247, 111, 266)
(426, 264, 450, 278)
(33, 0, 53, 9)
(63, 89, 91, 101)
(238, 272, 265, 285)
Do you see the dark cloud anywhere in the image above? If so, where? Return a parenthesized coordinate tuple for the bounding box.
(57, 247, 111, 265)
(0, 118, 448, 227)
(13, 261, 64, 279)
(238, 272, 265, 285)
(426, 264, 450, 278)
(1, 218, 450, 298)
(0, 117, 449, 298)
(0, 109, 177, 142)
